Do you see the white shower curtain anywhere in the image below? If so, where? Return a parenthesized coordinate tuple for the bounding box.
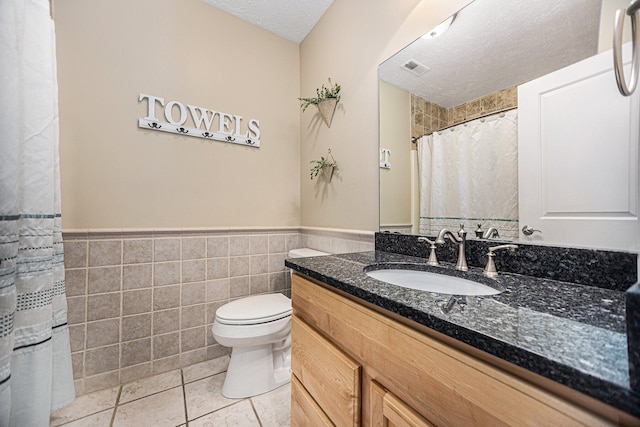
(418, 110, 519, 239)
(0, 0, 75, 425)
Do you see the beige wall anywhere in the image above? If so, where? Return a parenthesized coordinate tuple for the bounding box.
(56, 0, 471, 233)
(298, 0, 471, 232)
(379, 81, 411, 231)
(55, 0, 300, 230)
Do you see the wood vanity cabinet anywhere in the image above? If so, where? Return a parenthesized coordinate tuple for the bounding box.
(290, 272, 636, 427)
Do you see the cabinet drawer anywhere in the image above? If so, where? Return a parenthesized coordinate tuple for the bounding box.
(371, 380, 435, 427)
(291, 315, 361, 427)
(291, 375, 334, 427)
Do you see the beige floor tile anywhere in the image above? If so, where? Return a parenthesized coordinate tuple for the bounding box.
(56, 409, 113, 427)
(53, 359, 291, 427)
(50, 386, 119, 426)
(251, 382, 291, 426)
(189, 400, 260, 427)
(112, 387, 185, 427)
(182, 355, 229, 384)
(184, 372, 240, 420)
(119, 369, 182, 404)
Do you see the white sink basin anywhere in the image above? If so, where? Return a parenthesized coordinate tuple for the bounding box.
(365, 269, 502, 296)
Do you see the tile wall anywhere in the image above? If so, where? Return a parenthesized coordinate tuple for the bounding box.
(63, 227, 374, 396)
(411, 86, 518, 139)
(411, 96, 447, 138)
(298, 227, 375, 255)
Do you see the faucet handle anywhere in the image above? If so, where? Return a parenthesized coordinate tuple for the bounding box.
(417, 237, 439, 266)
(484, 244, 518, 278)
(458, 223, 467, 239)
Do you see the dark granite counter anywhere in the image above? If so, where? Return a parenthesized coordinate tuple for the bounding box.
(285, 250, 640, 418)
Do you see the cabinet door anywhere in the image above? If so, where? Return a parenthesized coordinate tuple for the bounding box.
(370, 381, 435, 427)
(518, 42, 639, 251)
(291, 315, 361, 427)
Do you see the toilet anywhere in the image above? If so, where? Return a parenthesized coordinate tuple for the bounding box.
(212, 247, 329, 398)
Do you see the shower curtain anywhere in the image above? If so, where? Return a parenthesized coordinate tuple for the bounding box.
(418, 110, 519, 239)
(0, 0, 75, 425)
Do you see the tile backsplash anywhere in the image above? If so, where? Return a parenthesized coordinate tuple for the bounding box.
(411, 86, 518, 138)
(375, 232, 637, 291)
(64, 227, 373, 396)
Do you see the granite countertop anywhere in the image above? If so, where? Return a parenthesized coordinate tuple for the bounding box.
(285, 250, 640, 418)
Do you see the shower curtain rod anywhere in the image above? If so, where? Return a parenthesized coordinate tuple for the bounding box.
(413, 106, 518, 141)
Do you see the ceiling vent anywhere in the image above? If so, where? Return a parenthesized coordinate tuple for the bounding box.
(401, 59, 430, 76)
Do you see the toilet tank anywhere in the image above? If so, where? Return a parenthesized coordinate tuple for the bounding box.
(287, 248, 330, 258)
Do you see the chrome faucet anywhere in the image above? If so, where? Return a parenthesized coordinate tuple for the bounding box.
(483, 244, 518, 278)
(436, 224, 468, 271)
(482, 227, 500, 239)
(417, 236, 439, 266)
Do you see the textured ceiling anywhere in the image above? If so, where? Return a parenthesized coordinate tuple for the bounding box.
(200, 0, 334, 44)
(379, 0, 602, 108)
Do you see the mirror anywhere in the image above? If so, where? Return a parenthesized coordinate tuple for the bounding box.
(379, 0, 637, 250)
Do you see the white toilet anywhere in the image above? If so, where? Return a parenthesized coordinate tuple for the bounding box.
(212, 247, 329, 398)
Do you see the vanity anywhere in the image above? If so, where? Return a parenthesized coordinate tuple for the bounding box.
(286, 236, 640, 426)
(288, 0, 640, 424)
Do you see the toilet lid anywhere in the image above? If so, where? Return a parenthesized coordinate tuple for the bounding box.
(215, 293, 292, 325)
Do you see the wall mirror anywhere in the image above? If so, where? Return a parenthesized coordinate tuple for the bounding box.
(379, 0, 638, 251)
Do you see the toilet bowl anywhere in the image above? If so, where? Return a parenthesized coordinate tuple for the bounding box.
(212, 247, 330, 398)
(212, 293, 293, 398)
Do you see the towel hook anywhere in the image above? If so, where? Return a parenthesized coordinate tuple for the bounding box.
(613, 1, 640, 96)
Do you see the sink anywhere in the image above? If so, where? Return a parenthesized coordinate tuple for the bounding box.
(365, 268, 502, 296)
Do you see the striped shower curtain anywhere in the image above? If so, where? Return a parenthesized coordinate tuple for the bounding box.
(0, 0, 75, 424)
(417, 110, 519, 239)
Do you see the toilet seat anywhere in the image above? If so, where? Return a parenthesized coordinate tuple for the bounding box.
(215, 293, 292, 325)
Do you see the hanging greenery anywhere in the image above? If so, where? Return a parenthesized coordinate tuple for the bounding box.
(298, 78, 341, 112)
(310, 149, 339, 181)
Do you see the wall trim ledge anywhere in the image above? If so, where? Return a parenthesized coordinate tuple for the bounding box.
(62, 226, 375, 242)
(62, 226, 302, 240)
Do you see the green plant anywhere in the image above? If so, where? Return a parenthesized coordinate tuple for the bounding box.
(298, 78, 341, 112)
(310, 152, 338, 180)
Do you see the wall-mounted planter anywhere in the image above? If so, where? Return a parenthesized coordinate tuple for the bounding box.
(299, 79, 341, 128)
(322, 165, 335, 181)
(310, 149, 338, 182)
(317, 98, 338, 128)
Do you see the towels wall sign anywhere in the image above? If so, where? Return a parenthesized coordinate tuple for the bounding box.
(138, 93, 261, 147)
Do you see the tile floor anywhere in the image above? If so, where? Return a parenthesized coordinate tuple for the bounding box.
(50, 356, 291, 426)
